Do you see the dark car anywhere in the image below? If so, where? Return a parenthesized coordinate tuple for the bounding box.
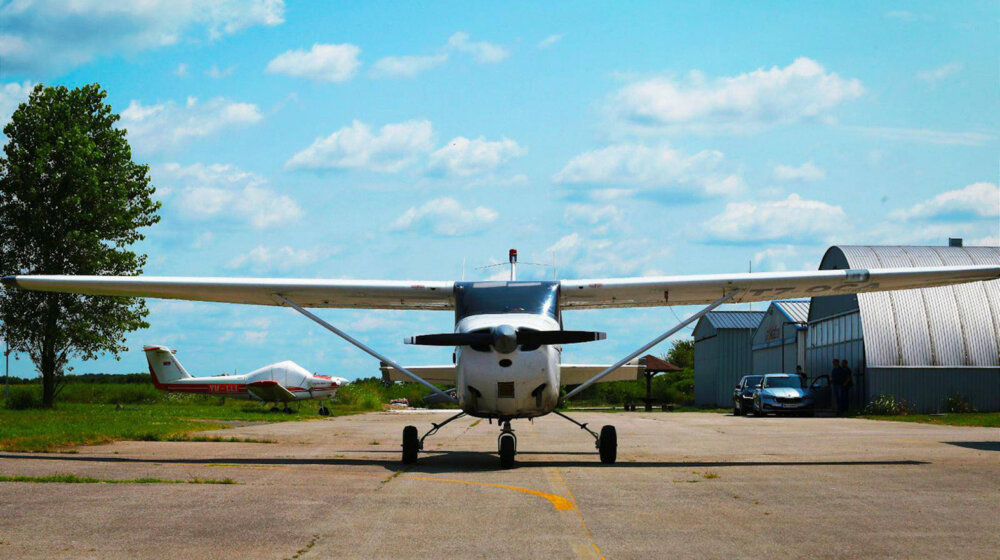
(733, 375, 763, 415)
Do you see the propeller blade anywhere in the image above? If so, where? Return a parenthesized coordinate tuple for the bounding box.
(404, 332, 493, 346)
(516, 330, 607, 346)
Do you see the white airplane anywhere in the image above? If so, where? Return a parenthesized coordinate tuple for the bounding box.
(143, 345, 348, 415)
(4, 248, 998, 468)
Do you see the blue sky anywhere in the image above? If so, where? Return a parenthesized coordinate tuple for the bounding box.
(1, 0, 997, 378)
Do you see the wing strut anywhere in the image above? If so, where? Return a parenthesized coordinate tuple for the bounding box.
(276, 295, 458, 404)
(561, 293, 735, 402)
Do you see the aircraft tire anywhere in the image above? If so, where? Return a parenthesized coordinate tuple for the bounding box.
(318, 406, 330, 416)
(402, 425, 419, 464)
(499, 433, 516, 469)
(599, 425, 617, 464)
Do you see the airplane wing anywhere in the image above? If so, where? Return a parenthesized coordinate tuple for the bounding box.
(380, 364, 456, 385)
(0, 276, 454, 310)
(246, 380, 298, 403)
(558, 265, 1000, 309)
(3, 264, 998, 311)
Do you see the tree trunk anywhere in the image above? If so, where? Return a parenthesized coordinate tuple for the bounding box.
(40, 295, 59, 408)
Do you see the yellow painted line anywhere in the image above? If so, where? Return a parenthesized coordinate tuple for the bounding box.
(406, 475, 574, 511)
(551, 467, 605, 559)
(202, 462, 573, 511)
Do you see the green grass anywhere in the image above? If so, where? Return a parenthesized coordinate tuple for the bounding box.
(0, 474, 237, 484)
(860, 412, 1000, 428)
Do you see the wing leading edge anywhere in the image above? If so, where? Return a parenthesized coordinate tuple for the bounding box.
(3, 264, 998, 310)
(558, 265, 1000, 309)
(0, 276, 455, 310)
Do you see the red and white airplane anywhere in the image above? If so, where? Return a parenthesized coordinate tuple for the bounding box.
(144, 345, 348, 415)
(4, 247, 999, 468)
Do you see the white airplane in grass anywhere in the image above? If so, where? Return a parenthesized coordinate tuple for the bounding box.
(4, 248, 999, 468)
(143, 345, 348, 415)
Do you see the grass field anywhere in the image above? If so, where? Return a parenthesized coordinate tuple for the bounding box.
(0, 380, 397, 452)
(861, 412, 1000, 428)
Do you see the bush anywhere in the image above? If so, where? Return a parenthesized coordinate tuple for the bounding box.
(5, 387, 42, 409)
(864, 394, 913, 416)
(943, 394, 977, 413)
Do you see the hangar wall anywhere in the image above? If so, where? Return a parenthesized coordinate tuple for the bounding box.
(751, 300, 809, 374)
(694, 311, 765, 407)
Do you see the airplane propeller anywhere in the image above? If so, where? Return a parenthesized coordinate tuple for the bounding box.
(404, 326, 606, 353)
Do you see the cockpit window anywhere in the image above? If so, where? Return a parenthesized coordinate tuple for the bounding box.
(454, 281, 559, 321)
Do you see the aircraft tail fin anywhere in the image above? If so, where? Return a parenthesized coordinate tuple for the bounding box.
(143, 345, 192, 387)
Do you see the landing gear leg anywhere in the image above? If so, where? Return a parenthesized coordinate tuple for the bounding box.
(553, 410, 617, 464)
(401, 411, 467, 464)
(498, 420, 516, 469)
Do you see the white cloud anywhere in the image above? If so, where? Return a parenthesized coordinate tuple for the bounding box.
(773, 161, 825, 182)
(563, 203, 626, 235)
(174, 63, 189, 77)
(156, 162, 303, 229)
(389, 197, 497, 236)
(265, 43, 361, 82)
(545, 232, 673, 277)
(611, 57, 863, 134)
(553, 143, 744, 197)
(370, 53, 449, 79)
(427, 136, 526, 177)
(0, 80, 32, 133)
(0, 0, 284, 75)
(702, 194, 847, 243)
(120, 96, 262, 153)
(206, 64, 234, 79)
(844, 125, 992, 146)
(753, 245, 800, 272)
(191, 231, 214, 249)
(916, 62, 962, 84)
(446, 32, 508, 64)
(227, 245, 321, 272)
(890, 182, 999, 221)
(286, 119, 435, 173)
(538, 34, 564, 49)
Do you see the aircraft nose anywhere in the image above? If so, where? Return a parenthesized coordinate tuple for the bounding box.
(492, 324, 518, 354)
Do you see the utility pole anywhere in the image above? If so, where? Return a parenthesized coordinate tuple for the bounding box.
(4, 341, 9, 409)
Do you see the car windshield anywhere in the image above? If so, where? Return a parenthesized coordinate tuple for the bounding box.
(763, 376, 802, 388)
(744, 376, 763, 387)
(454, 281, 559, 320)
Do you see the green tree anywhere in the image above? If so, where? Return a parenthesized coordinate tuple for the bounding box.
(665, 338, 694, 370)
(0, 84, 160, 407)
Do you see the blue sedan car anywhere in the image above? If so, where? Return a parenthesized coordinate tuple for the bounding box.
(752, 374, 814, 416)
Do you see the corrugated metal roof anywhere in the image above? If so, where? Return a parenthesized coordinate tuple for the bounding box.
(704, 311, 766, 330)
(828, 245, 1000, 367)
(773, 300, 810, 324)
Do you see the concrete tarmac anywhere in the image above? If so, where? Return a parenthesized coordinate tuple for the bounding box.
(1, 410, 998, 559)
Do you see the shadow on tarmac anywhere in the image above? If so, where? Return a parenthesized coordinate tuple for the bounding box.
(943, 441, 1000, 452)
(0, 452, 929, 474)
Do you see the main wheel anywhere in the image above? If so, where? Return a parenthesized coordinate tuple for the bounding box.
(599, 425, 617, 464)
(269, 406, 280, 413)
(318, 406, 330, 416)
(499, 434, 516, 469)
(402, 425, 418, 464)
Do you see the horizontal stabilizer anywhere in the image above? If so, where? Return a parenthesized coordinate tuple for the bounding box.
(405, 329, 606, 348)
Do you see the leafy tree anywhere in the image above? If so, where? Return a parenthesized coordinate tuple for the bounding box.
(665, 338, 694, 370)
(0, 84, 160, 407)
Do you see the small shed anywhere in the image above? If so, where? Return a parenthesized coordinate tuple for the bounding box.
(751, 300, 810, 375)
(694, 310, 766, 407)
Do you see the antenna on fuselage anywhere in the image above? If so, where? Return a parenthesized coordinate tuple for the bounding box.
(509, 248, 517, 281)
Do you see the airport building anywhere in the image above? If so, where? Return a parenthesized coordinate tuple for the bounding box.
(806, 244, 1000, 413)
(693, 310, 765, 407)
(693, 242, 1000, 412)
(750, 300, 810, 375)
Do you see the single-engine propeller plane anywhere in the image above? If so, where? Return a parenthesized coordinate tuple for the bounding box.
(4, 248, 998, 468)
(144, 345, 347, 415)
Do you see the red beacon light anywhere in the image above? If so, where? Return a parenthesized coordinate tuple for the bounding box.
(509, 248, 517, 264)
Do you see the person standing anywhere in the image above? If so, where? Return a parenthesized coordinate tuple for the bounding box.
(831, 359, 845, 414)
(838, 358, 853, 414)
(795, 365, 807, 387)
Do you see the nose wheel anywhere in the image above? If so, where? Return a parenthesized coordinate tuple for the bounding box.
(498, 420, 516, 469)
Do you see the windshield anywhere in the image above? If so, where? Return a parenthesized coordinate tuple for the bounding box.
(763, 376, 802, 389)
(454, 281, 559, 321)
(744, 376, 763, 388)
